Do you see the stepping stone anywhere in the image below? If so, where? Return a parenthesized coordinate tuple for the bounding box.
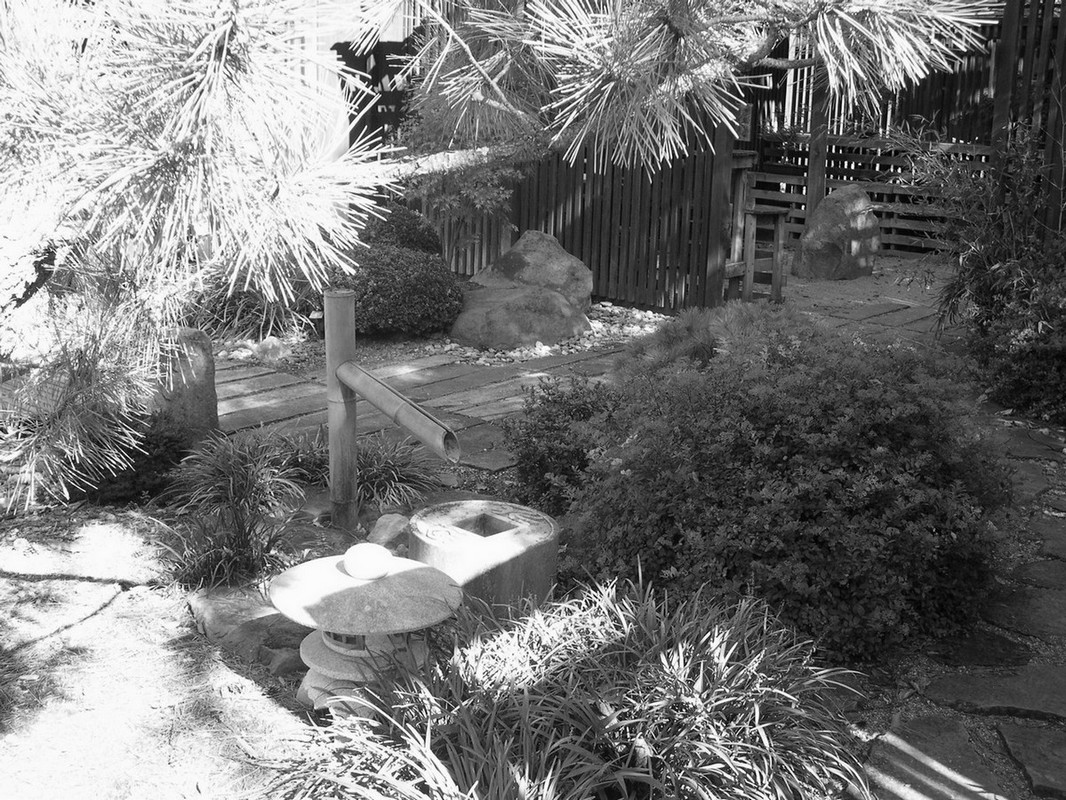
(1047, 495, 1066, 514)
(924, 664, 1066, 722)
(187, 587, 313, 676)
(999, 723, 1066, 799)
(455, 422, 508, 454)
(983, 586, 1066, 640)
(1005, 428, 1066, 462)
(1031, 515, 1066, 560)
(1011, 461, 1053, 504)
(929, 629, 1033, 667)
(459, 449, 518, 472)
(862, 716, 1009, 800)
(1012, 560, 1066, 589)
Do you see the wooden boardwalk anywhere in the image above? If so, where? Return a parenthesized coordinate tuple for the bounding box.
(215, 259, 959, 471)
(215, 348, 621, 471)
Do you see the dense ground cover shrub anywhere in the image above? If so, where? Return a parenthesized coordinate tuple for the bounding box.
(501, 377, 620, 515)
(514, 307, 1009, 659)
(895, 125, 1066, 423)
(268, 583, 869, 800)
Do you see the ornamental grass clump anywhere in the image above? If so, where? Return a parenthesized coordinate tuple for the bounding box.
(163, 430, 304, 587)
(266, 582, 870, 800)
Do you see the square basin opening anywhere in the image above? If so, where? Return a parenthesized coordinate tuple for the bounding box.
(454, 513, 516, 537)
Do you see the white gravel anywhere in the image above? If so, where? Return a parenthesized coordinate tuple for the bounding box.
(425, 301, 670, 366)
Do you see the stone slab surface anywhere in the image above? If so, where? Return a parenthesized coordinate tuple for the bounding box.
(999, 723, 1066, 799)
(459, 449, 518, 472)
(1011, 461, 1053, 504)
(924, 664, 1066, 722)
(187, 587, 312, 676)
(1047, 495, 1066, 514)
(1011, 560, 1066, 589)
(928, 629, 1033, 667)
(863, 716, 1008, 800)
(983, 587, 1066, 639)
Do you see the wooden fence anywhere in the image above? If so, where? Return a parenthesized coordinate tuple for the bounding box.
(992, 0, 1066, 233)
(434, 131, 739, 311)
(752, 134, 994, 252)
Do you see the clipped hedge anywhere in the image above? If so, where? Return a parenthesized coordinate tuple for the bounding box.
(515, 306, 1009, 659)
(330, 242, 464, 337)
(363, 202, 444, 254)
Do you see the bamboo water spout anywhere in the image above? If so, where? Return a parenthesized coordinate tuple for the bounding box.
(324, 290, 461, 531)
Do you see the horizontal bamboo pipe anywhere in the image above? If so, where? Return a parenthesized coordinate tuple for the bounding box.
(335, 361, 460, 464)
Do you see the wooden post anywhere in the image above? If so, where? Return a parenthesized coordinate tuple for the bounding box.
(325, 289, 360, 532)
(805, 74, 830, 221)
(702, 124, 735, 307)
(991, 0, 1024, 155)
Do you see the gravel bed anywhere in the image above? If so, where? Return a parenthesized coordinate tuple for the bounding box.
(223, 302, 673, 378)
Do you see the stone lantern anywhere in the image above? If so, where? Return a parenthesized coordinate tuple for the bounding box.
(270, 543, 462, 712)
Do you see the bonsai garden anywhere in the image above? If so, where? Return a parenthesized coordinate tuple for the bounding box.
(1, 1, 1065, 798)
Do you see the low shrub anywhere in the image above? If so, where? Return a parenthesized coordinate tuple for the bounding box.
(329, 243, 464, 337)
(615, 301, 810, 378)
(163, 430, 304, 586)
(75, 416, 189, 504)
(268, 583, 870, 800)
(501, 377, 620, 515)
(513, 307, 1009, 659)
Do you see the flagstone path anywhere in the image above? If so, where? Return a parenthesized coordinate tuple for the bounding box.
(207, 260, 1066, 800)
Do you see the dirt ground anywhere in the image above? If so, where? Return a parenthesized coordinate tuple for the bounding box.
(0, 507, 310, 799)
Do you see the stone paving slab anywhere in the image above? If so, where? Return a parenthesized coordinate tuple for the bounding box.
(867, 305, 939, 328)
(862, 716, 1008, 800)
(928, 629, 1033, 668)
(924, 664, 1066, 722)
(1011, 461, 1054, 505)
(998, 723, 1066, 799)
(983, 587, 1066, 639)
(1011, 560, 1066, 589)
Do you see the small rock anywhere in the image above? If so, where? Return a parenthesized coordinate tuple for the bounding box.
(368, 514, 410, 548)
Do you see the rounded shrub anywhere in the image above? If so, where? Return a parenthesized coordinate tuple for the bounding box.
(363, 203, 444, 254)
(329, 243, 464, 337)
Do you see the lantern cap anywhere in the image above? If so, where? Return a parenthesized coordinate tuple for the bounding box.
(270, 548, 462, 635)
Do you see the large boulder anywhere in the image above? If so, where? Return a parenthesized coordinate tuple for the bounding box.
(449, 284, 591, 350)
(471, 230, 593, 310)
(795, 185, 880, 280)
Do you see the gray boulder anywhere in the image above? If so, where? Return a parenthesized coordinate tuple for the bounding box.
(449, 284, 591, 350)
(147, 327, 218, 449)
(471, 231, 593, 310)
(796, 185, 880, 280)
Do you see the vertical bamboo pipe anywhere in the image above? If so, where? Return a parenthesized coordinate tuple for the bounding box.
(325, 289, 360, 532)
